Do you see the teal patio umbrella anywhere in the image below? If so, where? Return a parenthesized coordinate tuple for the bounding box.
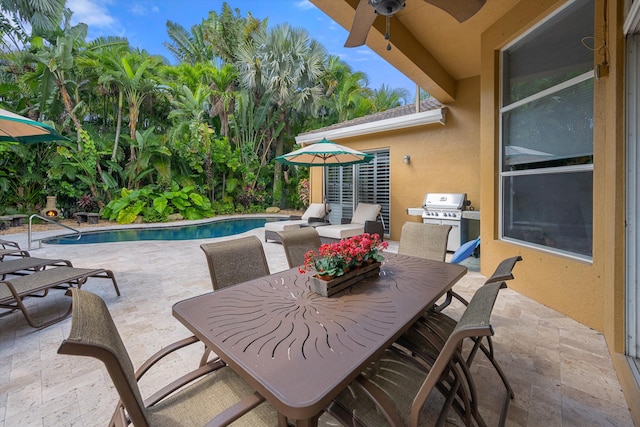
(0, 108, 68, 144)
(276, 138, 374, 208)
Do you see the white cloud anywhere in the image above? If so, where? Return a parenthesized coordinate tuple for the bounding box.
(130, 4, 147, 16)
(129, 2, 159, 16)
(294, 1, 315, 11)
(67, 0, 116, 29)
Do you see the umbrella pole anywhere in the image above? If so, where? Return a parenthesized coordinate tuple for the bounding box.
(322, 163, 328, 218)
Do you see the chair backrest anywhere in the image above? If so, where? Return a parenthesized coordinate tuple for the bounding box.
(411, 281, 507, 426)
(397, 222, 452, 261)
(350, 203, 381, 225)
(58, 289, 149, 427)
(484, 255, 523, 284)
(276, 227, 322, 269)
(0, 238, 20, 249)
(301, 203, 329, 220)
(200, 235, 270, 290)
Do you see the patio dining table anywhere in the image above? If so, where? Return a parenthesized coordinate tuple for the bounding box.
(172, 253, 467, 427)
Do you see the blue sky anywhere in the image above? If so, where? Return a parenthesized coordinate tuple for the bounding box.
(66, 0, 417, 99)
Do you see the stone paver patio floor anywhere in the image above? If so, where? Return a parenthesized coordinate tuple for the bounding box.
(0, 221, 634, 426)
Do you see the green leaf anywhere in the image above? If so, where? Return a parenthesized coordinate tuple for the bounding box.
(189, 192, 204, 206)
(117, 206, 139, 224)
(153, 196, 168, 213)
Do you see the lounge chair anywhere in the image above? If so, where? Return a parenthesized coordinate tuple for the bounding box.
(0, 238, 30, 259)
(276, 227, 322, 269)
(316, 202, 382, 244)
(326, 281, 509, 427)
(0, 256, 72, 279)
(264, 203, 328, 242)
(1, 266, 120, 328)
(58, 289, 279, 427)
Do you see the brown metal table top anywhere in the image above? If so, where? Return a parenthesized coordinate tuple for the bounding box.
(172, 253, 467, 425)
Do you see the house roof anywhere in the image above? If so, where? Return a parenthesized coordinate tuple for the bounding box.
(296, 98, 444, 145)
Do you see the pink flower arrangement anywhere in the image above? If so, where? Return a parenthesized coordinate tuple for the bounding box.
(299, 233, 388, 278)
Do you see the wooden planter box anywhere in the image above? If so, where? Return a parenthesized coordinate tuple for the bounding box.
(308, 261, 382, 297)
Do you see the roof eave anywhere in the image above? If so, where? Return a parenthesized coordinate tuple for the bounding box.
(295, 107, 447, 146)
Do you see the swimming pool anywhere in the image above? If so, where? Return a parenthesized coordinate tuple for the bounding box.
(43, 217, 284, 244)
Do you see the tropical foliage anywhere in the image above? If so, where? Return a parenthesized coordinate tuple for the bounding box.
(0, 1, 413, 223)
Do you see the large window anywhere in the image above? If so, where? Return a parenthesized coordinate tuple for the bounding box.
(500, 0, 594, 260)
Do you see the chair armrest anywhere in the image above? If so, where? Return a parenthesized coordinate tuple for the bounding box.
(144, 358, 226, 407)
(134, 335, 201, 380)
(364, 221, 384, 239)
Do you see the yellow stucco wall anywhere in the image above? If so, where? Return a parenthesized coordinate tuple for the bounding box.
(480, 1, 639, 419)
(480, 0, 615, 337)
(311, 76, 482, 242)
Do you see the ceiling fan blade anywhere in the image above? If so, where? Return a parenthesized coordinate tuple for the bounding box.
(345, 0, 378, 47)
(425, 0, 486, 23)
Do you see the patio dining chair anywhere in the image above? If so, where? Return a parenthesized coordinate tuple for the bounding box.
(58, 289, 278, 427)
(200, 235, 270, 291)
(325, 281, 508, 427)
(276, 227, 322, 269)
(397, 222, 451, 262)
(199, 235, 271, 365)
(398, 256, 523, 427)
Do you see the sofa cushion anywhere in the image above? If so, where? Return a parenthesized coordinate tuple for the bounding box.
(264, 220, 305, 232)
(301, 203, 327, 220)
(350, 203, 381, 225)
(316, 224, 364, 239)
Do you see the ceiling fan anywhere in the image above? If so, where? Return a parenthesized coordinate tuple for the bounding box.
(344, 0, 487, 49)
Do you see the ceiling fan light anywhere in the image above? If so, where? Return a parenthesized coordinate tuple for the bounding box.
(368, 0, 405, 16)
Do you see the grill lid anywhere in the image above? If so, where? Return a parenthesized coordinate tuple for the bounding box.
(423, 193, 467, 211)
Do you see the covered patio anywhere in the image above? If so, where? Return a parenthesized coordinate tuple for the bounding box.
(0, 223, 633, 426)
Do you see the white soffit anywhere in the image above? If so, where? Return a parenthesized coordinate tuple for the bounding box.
(295, 107, 447, 146)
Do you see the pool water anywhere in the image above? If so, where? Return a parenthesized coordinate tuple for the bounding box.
(43, 217, 283, 244)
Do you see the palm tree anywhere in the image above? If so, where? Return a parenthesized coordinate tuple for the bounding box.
(201, 4, 264, 64)
(76, 37, 130, 161)
(164, 21, 212, 64)
(371, 84, 410, 112)
(29, 19, 89, 139)
(321, 57, 371, 122)
(0, 0, 65, 36)
(235, 23, 326, 203)
(209, 63, 237, 137)
(100, 51, 161, 173)
(168, 84, 216, 199)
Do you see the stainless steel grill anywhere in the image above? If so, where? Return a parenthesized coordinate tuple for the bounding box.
(421, 193, 468, 251)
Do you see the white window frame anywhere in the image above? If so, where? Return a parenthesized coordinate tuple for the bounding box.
(498, 0, 594, 261)
(625, 0, 640, 363)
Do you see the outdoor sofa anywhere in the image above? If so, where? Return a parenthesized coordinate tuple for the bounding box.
(316, 203, 383, 244)
(264, 203, 329, 242)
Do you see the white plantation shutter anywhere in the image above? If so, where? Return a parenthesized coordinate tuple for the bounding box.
(326, 149, 390, 235)
(357, 150, 390, 233)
